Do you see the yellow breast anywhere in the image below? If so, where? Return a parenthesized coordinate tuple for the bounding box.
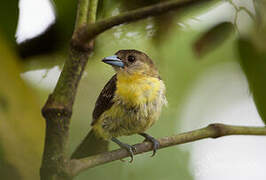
(116, 72, 162, 106)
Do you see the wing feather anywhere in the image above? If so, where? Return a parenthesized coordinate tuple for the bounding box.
(91, 74, 117, 126)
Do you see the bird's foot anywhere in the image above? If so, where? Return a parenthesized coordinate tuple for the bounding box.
(111, 137, 136, 163)
(139, 133, 160, 157)
(119, 143, 136, 163)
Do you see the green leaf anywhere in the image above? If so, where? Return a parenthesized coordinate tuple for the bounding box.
(0, 0, 18, 46)
(238, 38, 266, 124)
(193, 22, 234, 57)
(0, 32, 44, 179)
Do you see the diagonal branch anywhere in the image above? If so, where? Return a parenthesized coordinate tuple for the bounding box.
(69, 123, 266, 177)
(71, 0, 213, 49)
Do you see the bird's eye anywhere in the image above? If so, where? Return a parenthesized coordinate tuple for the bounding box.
(127, 55, 135, 63)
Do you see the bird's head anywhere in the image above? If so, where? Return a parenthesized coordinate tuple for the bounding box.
(102, 49, 159, 78)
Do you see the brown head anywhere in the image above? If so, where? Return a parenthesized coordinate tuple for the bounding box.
(102, 49, 159, 78)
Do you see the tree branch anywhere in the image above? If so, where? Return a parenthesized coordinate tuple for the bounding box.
(40, 0, 93, 179)
(72, 0, 212, 48)
(69, 123, 266, 177)
(74, 0, 90, 31)
(88, 0, 99, 24)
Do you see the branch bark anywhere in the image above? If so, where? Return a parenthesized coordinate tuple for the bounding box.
(40, 0, 95, 179)
(69, 123, 266, 177)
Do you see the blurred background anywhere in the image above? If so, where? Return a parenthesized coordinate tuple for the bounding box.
(1, 0, 266, 179)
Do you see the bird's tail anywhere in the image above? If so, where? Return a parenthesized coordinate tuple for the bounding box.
(71, 130, 109, 159)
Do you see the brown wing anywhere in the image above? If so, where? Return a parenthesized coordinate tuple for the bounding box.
(91, 74, 117, 126)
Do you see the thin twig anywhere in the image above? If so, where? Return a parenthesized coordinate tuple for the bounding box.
(72, 0, 212, 48)
(74, 0, 90, 31)
(69, 123, 266, 177)
(88, 0, 99, 23)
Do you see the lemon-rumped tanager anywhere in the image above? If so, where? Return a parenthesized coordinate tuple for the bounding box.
(72, 50, 167, 161)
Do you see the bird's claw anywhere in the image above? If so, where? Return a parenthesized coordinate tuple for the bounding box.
(111, 137, 136, 163)
(150, 139, 159, 157)
(122, 144, 136, 163)
(143, 135, 160, 157)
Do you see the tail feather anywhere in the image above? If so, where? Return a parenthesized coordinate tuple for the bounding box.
(71, 130, 109, 159)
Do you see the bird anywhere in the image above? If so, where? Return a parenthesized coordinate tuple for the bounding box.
(71, 49, 167, 162)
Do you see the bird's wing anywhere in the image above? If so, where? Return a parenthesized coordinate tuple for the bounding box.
(91, 74, 117, 126)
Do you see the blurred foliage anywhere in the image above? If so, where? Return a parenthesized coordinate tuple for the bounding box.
(193, 22, 234, 57)
(236, 0, 266, 124)
(1, 0, 266, 180)
(238, 38, 266, 124)
(0, 0, 18, 46)
(18, 0, 77, 58)
(0, 33, 44, 179)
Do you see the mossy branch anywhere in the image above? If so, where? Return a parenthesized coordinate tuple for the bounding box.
(40, 0, 94, 179)
(69, 123, 266, 177)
